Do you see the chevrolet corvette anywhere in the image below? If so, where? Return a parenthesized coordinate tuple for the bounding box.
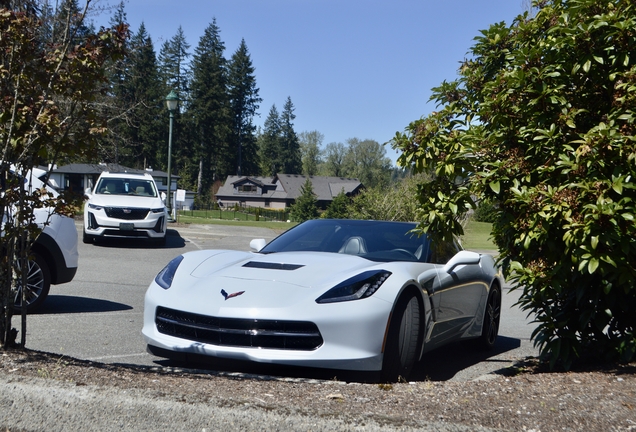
(143, 219, 502, 382)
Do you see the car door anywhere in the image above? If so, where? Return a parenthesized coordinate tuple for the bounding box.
(423, 246, 487, 344)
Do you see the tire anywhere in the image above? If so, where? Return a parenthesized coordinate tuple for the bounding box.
(14, 252, 51, 313)
(381, 292, 421, 382)
(82, 227, 94, 244)
(479, 284, 501, 350)
(153, 235, 167, 247)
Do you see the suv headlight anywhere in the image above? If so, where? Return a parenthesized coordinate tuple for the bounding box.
(155, 255, 184, 289)
(316, 270, 391, 304)
(151, 207, 165, 213)
(88, 203, 103, 211)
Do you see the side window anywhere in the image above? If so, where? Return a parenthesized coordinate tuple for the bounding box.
(430, 240, 458, 264)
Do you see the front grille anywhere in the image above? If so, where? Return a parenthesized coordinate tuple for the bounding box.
(105, 207, 150, 220)
(155, 306, 323, 351)
(102, 229, 148, 238)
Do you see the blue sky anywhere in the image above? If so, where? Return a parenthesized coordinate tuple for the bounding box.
(94, 1, 526, 165)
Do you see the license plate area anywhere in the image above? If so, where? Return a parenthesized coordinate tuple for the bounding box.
(120, 222, 134, 231)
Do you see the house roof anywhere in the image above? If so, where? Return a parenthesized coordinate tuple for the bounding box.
(216, 173, 363, 202)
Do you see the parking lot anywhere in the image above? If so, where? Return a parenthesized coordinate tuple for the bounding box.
(23, 222, 539, 381)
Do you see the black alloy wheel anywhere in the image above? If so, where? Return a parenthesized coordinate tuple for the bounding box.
(480, 284, 501, 349)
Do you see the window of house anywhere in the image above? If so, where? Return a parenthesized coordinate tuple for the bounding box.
(238, 184, 256, 193)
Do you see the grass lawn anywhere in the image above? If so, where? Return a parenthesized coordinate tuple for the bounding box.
(175, 214, 496, 251)
(175, 214, 296, 231)
(461, 220, 496, 251)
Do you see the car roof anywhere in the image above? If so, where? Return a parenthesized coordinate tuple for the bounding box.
(97, 171, 153, 179)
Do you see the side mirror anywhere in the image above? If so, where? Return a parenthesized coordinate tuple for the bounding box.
(443, 250, 481, 274)
(250, 238, 267, 252)
(84, 187, 92, 197)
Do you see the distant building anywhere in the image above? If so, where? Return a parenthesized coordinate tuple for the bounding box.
(215, 174, 363, 209)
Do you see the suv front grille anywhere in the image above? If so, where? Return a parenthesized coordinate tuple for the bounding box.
(104, 207, 149, 220)
(155, 306, 323, 351)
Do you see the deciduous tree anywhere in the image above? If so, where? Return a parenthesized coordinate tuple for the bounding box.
(299, 130, 323, 176)
(0, 1, 126, 346)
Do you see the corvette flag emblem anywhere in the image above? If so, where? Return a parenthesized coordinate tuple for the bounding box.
(221, 289, 245, 301)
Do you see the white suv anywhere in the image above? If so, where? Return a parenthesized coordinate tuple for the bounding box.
(83, 171, 168, 245)
(2, 167, 79, 312)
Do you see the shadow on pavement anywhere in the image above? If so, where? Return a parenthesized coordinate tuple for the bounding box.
(32, 295, 133, 315)
(410, 335, 521, 381)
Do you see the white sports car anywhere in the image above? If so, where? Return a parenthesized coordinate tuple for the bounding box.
(143, 219, 502, 381)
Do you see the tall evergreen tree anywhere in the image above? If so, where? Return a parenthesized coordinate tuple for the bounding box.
(125, 23, 164, 169)
(188, 18, 231, 196)
(258, 105, 282, 176)
(158, 26, 190, 101)
(228, 39, 261, 176)
(95, 0, 132, 164)
(157, 27, 190, 186)
(52, 0, 93, 44)
(280, 97, 302, 174)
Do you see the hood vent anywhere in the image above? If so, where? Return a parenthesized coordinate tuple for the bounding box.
(243, 261, 304, 271)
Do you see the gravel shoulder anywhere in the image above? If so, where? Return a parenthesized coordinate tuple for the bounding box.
(1, 348, 635, 431)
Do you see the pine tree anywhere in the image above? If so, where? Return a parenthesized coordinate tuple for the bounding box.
(228, 39, 262, 176)
(289, 178, 319, 222)
(125, 23, 164, 170)
(258, 105, 282, 176)
(322, 189, 350, 219)
(157, 27, 191, 187)
(94, 1, 132, 164)
(188, 18, 231, 196)
(158, 26, 190, 101)
(280, 97, 302, 174)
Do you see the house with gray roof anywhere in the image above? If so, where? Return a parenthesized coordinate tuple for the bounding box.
(215, 174, 363, 209)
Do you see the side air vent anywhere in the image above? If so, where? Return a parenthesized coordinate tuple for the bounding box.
(242, 261, 304, 271)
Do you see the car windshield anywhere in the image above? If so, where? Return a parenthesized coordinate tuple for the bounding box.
(95, 178, 157, 197)
(259, 219, 435, 263)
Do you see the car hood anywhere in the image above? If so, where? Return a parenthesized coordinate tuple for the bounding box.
(188, 251, 376, 289)
(88, 194, 163, 208)
(160, 250, 411, 315)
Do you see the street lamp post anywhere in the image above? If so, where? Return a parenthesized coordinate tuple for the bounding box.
(165, 90, 179, 220)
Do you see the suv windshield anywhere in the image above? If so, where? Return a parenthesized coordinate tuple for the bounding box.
(95, 178, 157, 197)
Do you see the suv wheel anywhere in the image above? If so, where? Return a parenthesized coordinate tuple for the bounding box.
(83, 226, 95, 244)
(14, 252, 51, 313)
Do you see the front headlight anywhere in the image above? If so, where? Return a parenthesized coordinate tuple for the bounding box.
(88, 203, 103, 211)
(155, 255, 184, 289)
(151, 207, 165, 213)
(316, 270, 392, 304)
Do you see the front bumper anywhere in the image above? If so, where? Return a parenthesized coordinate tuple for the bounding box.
(85, 209, 166, 239)
(142, 281, 392, 372)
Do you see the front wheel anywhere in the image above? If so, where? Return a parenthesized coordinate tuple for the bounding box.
(381, 291, 421, 382)
(82, 226, 94, 244)
(14, 252, 51, 313)
(479, 284, 501, 350)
